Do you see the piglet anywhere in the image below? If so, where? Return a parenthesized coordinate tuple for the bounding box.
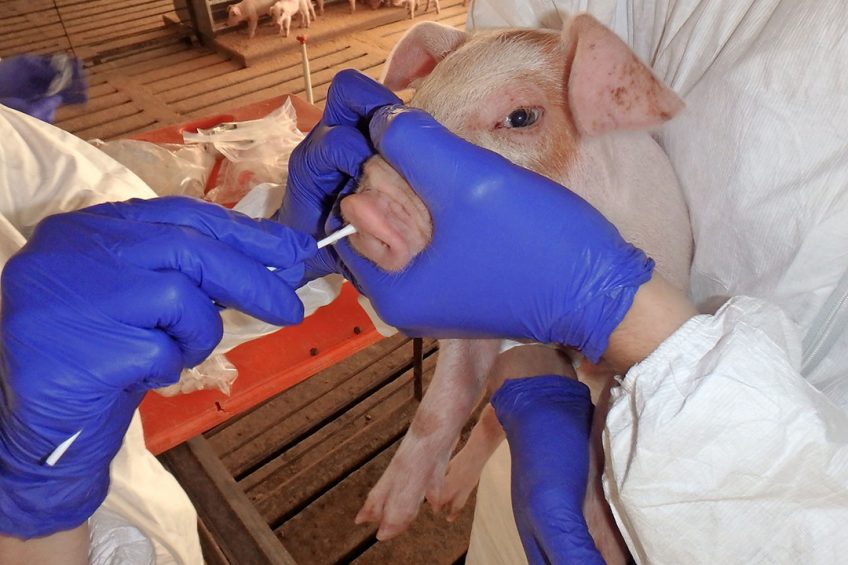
(340, 14, 693, 562)
(269, 0, 314, 36)
(390, 0, 440, 19)
(227, 0, 278, 39)
(269, 0, 297, 36)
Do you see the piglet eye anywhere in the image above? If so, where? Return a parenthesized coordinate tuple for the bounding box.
(502, 108, 541, 129)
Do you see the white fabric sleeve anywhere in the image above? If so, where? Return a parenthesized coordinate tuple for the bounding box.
(0, 107, 201, 563)
(604, 296, 848, 564)
(0, 105, 155, 238)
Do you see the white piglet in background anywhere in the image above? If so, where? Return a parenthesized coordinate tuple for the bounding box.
(269, 0, 298, 37)
(339, 14, 693, 562)
(227, 0, 278, 39)
(269, 0, 314, 36)
(392, 0, 440, 19)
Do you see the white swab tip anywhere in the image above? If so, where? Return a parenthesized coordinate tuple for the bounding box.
(316, 224, 358, 249)
(45, 430, 82, 466)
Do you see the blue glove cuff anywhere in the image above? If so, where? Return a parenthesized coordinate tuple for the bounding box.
(491, 375, 605, 565)
(551, 253, 654, 363)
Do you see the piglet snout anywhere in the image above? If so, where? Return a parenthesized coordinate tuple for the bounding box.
(340, 155, 432, 271)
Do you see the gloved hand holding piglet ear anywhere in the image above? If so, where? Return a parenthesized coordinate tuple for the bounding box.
(273, 69, 401, 284)
(311, 71, 658, 365)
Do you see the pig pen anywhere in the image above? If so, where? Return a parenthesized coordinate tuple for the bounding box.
(0, 0, 474, 563)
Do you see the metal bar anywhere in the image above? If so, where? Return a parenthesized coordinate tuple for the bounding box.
(413, 337, 423, 401)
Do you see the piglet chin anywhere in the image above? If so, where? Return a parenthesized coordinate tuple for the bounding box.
(340, 191, 418, 272)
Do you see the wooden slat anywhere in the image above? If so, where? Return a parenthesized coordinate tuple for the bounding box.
(207, 334, 425, 473)
(138, 53, 237, 85)
(72, 111, 159, 140)
(188, 50, 384, 115)
(165, 40, 360, 108)
(197, 515, 231, 565)
(351, 497, 476, 565)
(61, 0, 173, 23)
(276, 436, 404, 564)
(56, 100, 143, 135)
(246, 356, 439, 524)
(106, 42, 200, 72)
(160, 436, 297, 565)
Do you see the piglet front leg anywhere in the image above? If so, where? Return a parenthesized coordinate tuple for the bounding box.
(355, 338, 500, 540)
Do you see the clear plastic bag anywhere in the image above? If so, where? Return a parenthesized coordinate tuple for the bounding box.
(155, 353, 239, 397)
(90, 139, 215, 198)
(184, 98, 305, 206)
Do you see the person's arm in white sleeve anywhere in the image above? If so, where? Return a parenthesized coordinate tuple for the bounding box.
(605, 295, 848, 564)
(0, 105, 156, 239)
(0, 107, 153, 564)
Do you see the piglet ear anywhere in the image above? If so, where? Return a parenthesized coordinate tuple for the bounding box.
(563, 13, 684, 137)
(380, 22, 467, 91)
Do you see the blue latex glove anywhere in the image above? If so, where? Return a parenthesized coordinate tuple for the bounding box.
(331, 73, 654, 361)
(273, 69, 401, 282)
(0, 54, 87, 123)
(0, 196, 316, 538)
(491, 376, 604, 565)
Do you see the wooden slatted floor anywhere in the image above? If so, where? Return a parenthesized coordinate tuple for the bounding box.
(1, 1, 475, 563)
(1, 0, 467, 140)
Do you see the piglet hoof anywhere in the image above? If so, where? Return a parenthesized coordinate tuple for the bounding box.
(355, 478, 420, 541)
(436, 451, 485, 522)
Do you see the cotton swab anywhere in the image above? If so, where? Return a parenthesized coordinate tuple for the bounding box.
(266, 224, 357, 272)
(45, 430, 82, 466)
(317, 224, 357, 249)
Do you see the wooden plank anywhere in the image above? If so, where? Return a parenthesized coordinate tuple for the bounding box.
(187, 49, 383, 115)
(137, 52, 235, 85)
(75, 28, 183, 61)
(0, 37, 72, 58)
(351, 496, 476, 565)
(206, 334, 412, 446)
(56, 101, 143, 135)
(275, 434, 405, 564)
(0, 23, 66, 46)
(165, 40, 361, 108)
(88, 41, 194, 75)
(70, 17, 174, 46)
(0, 0, 57, 18)
(150, 60, 243, 94)
(160, 436, 297, 565)
(72, 112, 159, 141)
(56, 91, 132, 119)
(197, 515, 231, 565)
(207, 334, 428, 473)
(245, 356, 439, 524)
(61, 0, 174, 24)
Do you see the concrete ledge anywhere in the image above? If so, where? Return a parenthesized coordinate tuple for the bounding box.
(211, 0, 416, 66)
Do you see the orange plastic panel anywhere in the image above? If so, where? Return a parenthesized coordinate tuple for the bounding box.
(140, 284, 383, 455)
(135, 97, 383, 454)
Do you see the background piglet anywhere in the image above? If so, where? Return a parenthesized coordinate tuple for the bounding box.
(341, 15, 693, 562)
(227, 0, 279, 39)
(269, 0, 297, 36)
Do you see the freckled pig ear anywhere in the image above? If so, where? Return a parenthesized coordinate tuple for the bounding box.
(380, 22, 467, 91)
(562, 13, 684, 137)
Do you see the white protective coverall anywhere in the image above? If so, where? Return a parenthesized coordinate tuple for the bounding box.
(465, 1, 848, 563)
(0, 105, 204, 563)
